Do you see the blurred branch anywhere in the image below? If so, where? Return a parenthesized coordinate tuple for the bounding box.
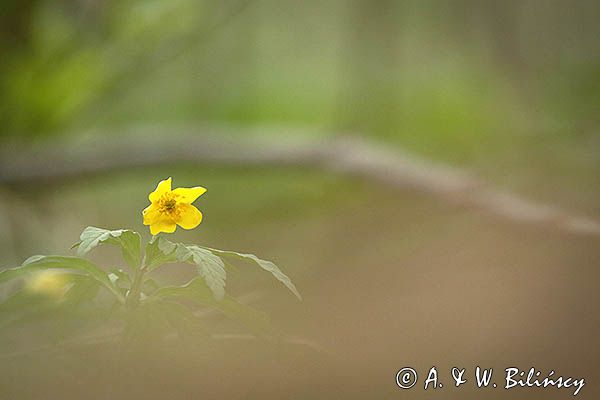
(1, 123, 599, 238)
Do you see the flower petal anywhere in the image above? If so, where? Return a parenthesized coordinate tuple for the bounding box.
(149, 177, 172, 202)
(144, 203, 177, 234)
(176, 204, 203, 230)
(150, 219, 177, 235)
(142, 204, 161, 225)
(172, 186, 207, 203)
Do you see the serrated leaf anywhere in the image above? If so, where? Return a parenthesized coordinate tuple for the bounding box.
(144, 237, 177, 271)
(175, 245, 226, 301)
(75, 226, 141, 271)
(0, 256, 124, 303)
(148, 277, 270, 333)
(202, 247, 301, 300)
(158, 237, 177, 254)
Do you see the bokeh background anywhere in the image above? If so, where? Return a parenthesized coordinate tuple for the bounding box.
(0, 1, 599, 399)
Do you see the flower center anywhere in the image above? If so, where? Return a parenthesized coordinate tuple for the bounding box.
(158, 193, 180, 216)
(163, 198, 176, 211)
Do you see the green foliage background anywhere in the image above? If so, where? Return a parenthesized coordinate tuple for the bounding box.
(1, 0, 598, 209)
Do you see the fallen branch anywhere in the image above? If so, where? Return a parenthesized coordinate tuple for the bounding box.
(1, 123, 598, 237)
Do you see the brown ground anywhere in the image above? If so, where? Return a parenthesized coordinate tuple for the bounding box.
(0, 171, 598, 399)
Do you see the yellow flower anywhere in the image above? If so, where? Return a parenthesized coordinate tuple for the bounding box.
(143, 177, 206, 235)
(27, 271, 70, 298)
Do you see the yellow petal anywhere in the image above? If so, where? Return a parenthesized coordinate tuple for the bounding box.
(176, 204, 203, 230)
(148, 177, 172, 202)
(150, 219, 177, 235)
(172, 186, 207, 203)
(144, 203, 177, 234)
(142, 204, 161, 225)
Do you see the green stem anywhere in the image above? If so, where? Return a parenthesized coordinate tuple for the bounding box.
(126, 267, 145, 308)
(125, 236, 154, 308)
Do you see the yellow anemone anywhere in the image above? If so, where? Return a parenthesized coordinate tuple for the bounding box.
(27, 270, 70, 298)
(143, 177, 206, 235)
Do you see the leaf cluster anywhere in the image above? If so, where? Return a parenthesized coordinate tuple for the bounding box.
(0, 226, 301, 343)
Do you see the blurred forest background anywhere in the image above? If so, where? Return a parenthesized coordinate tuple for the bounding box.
(1, 0, 599, 207)
(0, 1, 599, 399)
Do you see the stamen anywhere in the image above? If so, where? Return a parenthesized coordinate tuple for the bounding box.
(164, 199, 176, 211)
(158, 193, 179, 215)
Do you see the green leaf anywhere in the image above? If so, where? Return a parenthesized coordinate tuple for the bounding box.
(0, 289, 53, 316)
(0, 273, 105, 330)
(202, 247, 301, 300)
(75, 226, 141, 271)
(0, 273, 98, 313)
(148, 277, 270, 333)
(144, 236, 177, 271)
(175, 244, 226, 301)
(62, 274, 102, 306)
(145, 238, 226, 299)
(149, 276, 214, 303)
(108, 268, 130, 286)
(107, 268, 131, 297)
(0, 290, 62, 329)
(0, 256, 125, 303)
